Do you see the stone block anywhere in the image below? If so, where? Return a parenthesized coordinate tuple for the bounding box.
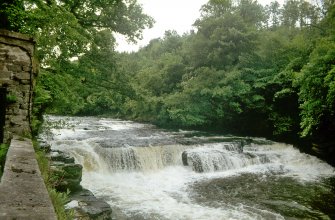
(22, 66, 31, 72)
(13, 60, 30, 66)
(20, 79, 30, 85)
(7, 55, 16, 60)
(7, 124, 30, 135)
(19, 84, 31, 92)
(20, 103, 29, 110)
(7, 102, 20, 110)
(0, 79, 12, 85)
(6, 64, 22, 72)
(14, 71, 30, 80)
(17, 109, 28, 116)
(0, 70, 12, 79)
(0, 61, 6, 70)
(10, 115, 28, 125)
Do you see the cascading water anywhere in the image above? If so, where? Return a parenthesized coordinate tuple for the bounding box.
(41, 116, 335, 220)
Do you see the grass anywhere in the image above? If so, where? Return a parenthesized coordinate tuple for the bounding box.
(33, 140, 74, 220)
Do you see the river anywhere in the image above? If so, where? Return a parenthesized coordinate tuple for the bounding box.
(41, 116, 335, 220)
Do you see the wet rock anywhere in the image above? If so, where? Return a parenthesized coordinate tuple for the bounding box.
(182, 151, 188, 166)
(190, 153, 205, 173)
(223, 142, 243, 153)
(251, 138, 274, 145)
(67, 189, 112, 220)
(182, 151, 204, 172)
(182, 145, 271, 173)
(47, 149, 113, 219)
(48, 149, 83, 193)
(244, 152, 270, 164)
(50, 151, 75, 163)
(38, 140, 52, 153)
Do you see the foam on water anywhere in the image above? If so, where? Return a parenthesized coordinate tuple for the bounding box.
(244, 143, 335, 181)
(81, 168, 285, 220)
(42, 116, 335, 219)
(98, 118, 146, 131)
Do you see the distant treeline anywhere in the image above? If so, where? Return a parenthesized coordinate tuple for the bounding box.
(6, 0, 332, 164)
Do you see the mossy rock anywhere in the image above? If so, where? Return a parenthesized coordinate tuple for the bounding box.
(50, 163, 83, 192)
(56, 178, 83, 193)
(50, 151, 75, 164)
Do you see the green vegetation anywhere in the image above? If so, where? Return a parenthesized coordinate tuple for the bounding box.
(5, 94, 17, 104)
(36, 0, 335, 165)
(0, 0, 153, 67)
(34, 141, 73, 219)
(0, 0, 153, 136)
(0, 144, 9, 179)
(1, 0, 334, 164)
(1, 0, 152, 217)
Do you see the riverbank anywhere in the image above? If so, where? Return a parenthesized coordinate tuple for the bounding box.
(38, 139, 113, 219)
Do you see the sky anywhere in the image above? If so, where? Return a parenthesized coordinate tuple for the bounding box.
(115, 0, 285, 52)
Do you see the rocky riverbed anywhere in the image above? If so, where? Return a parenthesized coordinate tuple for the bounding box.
(39, 140, 113, 219)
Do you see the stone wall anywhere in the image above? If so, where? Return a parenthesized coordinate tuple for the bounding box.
(0, 136, 57, 219)
(0, 30, 37, 143)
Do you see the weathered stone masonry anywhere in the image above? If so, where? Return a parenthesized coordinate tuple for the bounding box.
(0, 29, 37, 143)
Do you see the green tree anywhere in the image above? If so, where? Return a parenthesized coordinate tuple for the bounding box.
(282, 0, 300, 28)
(296, 39, 335, 137)
(265, 1, 281, 28)
(0, 0, 24, 31)
(1, 0, 153, 65)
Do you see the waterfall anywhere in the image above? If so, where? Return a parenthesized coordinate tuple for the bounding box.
(182, 143, 270, 173)
(52, 139, 271, 173)
(95, 145, 190, 171)
(51, 140, 193, 172)
(42, 116, 335, 220)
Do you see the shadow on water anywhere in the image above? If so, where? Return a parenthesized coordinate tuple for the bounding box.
(189, 174, 335, 219)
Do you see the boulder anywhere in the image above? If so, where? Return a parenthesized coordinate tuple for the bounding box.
(50, 151, 75, 163)
(47, 149, 113, 219)
(182, 146, 270, 173)
(38, 139, 51, 153)
(181, 151, 205, 172)
(67, 189, 112, 220)
(182, 151, 188, 166)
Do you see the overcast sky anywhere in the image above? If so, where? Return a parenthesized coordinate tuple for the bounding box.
(115, 0, 285, 52)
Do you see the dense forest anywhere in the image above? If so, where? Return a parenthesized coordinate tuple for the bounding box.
(1, 0, 334, 165)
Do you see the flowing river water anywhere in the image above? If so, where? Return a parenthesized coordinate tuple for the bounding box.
(41, 116, 335, 220)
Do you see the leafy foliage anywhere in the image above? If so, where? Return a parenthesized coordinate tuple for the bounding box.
(297, 38, 335, 137)
(0, 0, 153, 65)
(4, 0, 334, 163)
(113, 0, 335, 163)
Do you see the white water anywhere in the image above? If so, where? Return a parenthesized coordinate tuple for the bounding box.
(42, 116, 335, 220)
